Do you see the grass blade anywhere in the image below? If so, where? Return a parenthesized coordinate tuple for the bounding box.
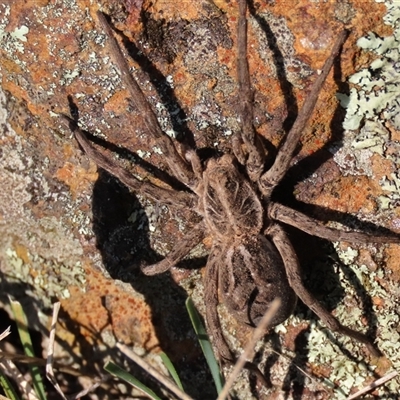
(104, 361, 162, 400)
(0, 369, 20, 400)
(116, 344, 193, 400)
(9, 297, 47, 400)
(185, 297, 224, 394)
(159, 352, 184, 391)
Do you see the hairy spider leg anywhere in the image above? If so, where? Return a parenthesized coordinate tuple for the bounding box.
(259, 30, 348, 197)
(141, 221, 206, 275)
(97, 11, 202, 193)
(268, 223, 381, 357)
(66, 116, 195, 210)
(234, 0, 265, 182)
(269, 203, 400, 244)
(204, 243, 235, 362)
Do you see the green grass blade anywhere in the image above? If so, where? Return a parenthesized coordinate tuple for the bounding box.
(185, 297, 224, 394)
(0, 370, 20, 400)
(159, 352, 184, 391)
(9, 298, 47, 400)
(104, 361, 162, 400)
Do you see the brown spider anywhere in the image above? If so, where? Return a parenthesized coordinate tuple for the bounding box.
(63, 0, 399, 363)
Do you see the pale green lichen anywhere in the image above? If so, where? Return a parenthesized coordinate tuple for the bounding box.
(331, 241, 400, 392)
(333, 1, 400, 213)
(10, 25, 29, 44)
(0, 6, 29, 58)
(333, 118, 400, 211)
(338, 3, 400, 130)
(299, 244, 400, 396)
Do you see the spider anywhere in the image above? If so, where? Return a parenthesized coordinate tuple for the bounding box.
(63, 0, 399, 363)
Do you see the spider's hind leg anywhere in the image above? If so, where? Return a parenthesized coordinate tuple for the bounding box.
(268, 223, 381, 358)
(204, 243, 236, 362)
(269, 203, 400, 244)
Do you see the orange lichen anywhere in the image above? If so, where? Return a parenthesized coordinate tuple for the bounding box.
(103, 90, 130, 114)
(303, 174, 378, 214)
(283, 321, 310, 353)
(146, 0, 202, 21)
(383, 246, 400, 283)
(62, 267, 160, 351)
(13, 242, 31, 264)
(55, 162, 98, 199)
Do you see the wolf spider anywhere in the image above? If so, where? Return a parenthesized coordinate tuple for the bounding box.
(64, 0, 399, 363)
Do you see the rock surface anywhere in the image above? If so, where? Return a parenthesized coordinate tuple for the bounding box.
(1, 0, 399, 398)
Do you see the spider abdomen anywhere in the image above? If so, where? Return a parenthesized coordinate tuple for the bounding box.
(218, 234, 297, 328)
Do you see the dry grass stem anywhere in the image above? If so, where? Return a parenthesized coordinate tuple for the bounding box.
(217, 298, 281, 400)
(0, 327, 11, 342)
(45, 302, 68, 400)
(0, 358, 39, 400)
(70, 380, 103, 399)
(347, 370, 398, 400)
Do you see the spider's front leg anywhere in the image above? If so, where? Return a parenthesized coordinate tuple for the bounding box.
(96, 12, 202, 193)
(233, 0, 265, 181)
(268, 223, 381, 357)
(62, 116, 196, 210)
(259, 30, 348, 197)
(141, 221, 206, 275)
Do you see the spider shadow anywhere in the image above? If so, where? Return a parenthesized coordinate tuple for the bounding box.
(287, 225, 379, 340)
(247, 1, 298, 134)
(255, 327, 313, 400)
(68, 17, 218, 395)
(90, 169, 215, 398)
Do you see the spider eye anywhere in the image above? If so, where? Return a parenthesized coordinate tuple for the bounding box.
(224, 178, 239, 194)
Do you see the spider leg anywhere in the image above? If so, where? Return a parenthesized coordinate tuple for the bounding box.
(141, 221, 206, 275)
(267, 223, 381, 357)
(97, 12, 201, 192)
(269, 203, 400, 244)
(63, 115, 196, 209)
(235, 0, 265, 181)
(259, 30, 348, 197)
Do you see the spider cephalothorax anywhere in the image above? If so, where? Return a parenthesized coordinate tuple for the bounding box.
(63, 0, 399, 364)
